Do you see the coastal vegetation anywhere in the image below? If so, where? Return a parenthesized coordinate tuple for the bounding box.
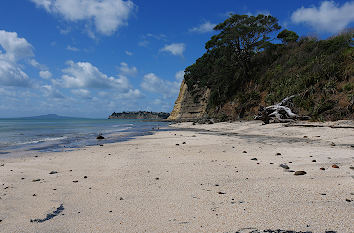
(183, 14, 354, 121)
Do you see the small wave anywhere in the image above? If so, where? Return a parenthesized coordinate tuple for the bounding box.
(17, 136, 68, 145)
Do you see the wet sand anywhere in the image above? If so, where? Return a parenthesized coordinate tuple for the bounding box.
(0, 121, 353, 232)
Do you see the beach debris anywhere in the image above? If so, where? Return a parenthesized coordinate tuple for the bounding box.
(332, 164, 339, 168)
(32, 179, 41, 182)
(330, 142, 336, 146)
(30, 204, 64, 223)
(346, 199, 352, 202)
(254, 95, 310, 124)
(320, 167, 325, 170)
(218, 192, 226, 194)
(250, 158, 257, 161)
(279, 164, 290, 169)
(49, 171, 58, 175)
(294, 171, 307, 175)
(96, 134, 105, 140)
(349, 166, 354, 170)
(72, 180, 78, 183)
(0, 164, 4, 167)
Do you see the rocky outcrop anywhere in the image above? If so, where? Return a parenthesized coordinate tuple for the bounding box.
(109, 111, 170, 120)
(168, 80, 210, 121)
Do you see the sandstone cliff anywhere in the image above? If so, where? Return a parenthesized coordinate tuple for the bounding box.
(168, 80, 210, 121)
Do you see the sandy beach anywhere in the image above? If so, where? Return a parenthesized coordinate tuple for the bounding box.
(1, 121, 353, 232)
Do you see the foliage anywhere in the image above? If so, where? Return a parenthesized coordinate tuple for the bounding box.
(277, 29, 299, 44)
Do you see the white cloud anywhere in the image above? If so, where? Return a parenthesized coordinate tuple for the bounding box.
(175, 70, 185, 82)
(71, 88, 91, 98)
(118, 62, 137, 76)
(30, 0, 135, 36)
(141, 73, 180, 98)
(0, 30, 33, 62)
(0, 30, 34, 87)
(291, 1, 354, 34)
(39, 70, 52, 79)
(125, 50, 133, 56)
(160, 43, 185, 56)
(42, 85, 65, 99)
(66, 45, 79, 52)
(189, 21, 216, 33)
(59, 60, 130, 89)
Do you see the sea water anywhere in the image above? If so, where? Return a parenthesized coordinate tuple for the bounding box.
(0, 117, 169, 157)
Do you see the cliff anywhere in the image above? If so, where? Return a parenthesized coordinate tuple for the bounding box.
(109, 111, 170, 120)
(169, 27, 353, 122)
(168, 80, 210, 121)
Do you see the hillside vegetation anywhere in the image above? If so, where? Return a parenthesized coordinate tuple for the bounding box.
(183, 14, 354, 121)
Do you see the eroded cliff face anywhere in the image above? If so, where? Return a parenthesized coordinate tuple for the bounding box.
(168, 80, 210, 121)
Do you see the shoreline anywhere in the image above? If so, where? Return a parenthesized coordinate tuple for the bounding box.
(1, 121, 353, 232)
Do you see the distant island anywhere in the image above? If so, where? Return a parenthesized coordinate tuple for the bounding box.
(19, 114, 78, 119)
(108, 111, 170, 120)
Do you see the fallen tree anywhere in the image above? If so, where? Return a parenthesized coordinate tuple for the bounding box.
(255, 95, 310, 124)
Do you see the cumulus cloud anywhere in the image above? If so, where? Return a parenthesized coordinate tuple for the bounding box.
(125, 50, 133, 56)
(141, 73, 180, 98)
(291, 1, 354, 34)
(30, 0, 135, 35)
(39, 70, 52, 79)
(0, 30, 34, 87)
(160, 43, 185, 56)
(59, 60, 130, 89)
(42, 85, 65, 99)
(118, 62, 137, 76)
(189, 21, 216, 33)
(71, 88, 91, 98)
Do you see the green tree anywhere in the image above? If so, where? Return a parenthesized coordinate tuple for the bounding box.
(277, 29, 299, 44)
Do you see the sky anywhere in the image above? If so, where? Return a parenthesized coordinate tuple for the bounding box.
(0, 0, 353, 118)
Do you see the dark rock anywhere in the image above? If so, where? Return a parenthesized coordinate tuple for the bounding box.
(345, 199, 351, 202)
(242, 151, 247, 153)
(21, 177, 25, 180)
(84, 176, 87, 179)
(73, 180, 78, 183)
(321, 193, 326, 195)
(320, 167, 325, 170)
(120, 197, 124, 200)
(312, 160, 317, 162)
(350, 166, 354, 170)
(332, 164, 339, 168)
(251, 158, 257, 161)
(175, 144, 180, 146)
(330, 142, 336, 146)
(155, 177, 159, 180)
(280, 164, 290, 169)
(303, 136, 308, 138)
(33, 194, 36, 196)
(218, 192, 226, 194)
(49, 171, 58, 174)
(32, 179, 41, 182)
(99, 144, 103, 146)
(294, 171, 307, 176)
(182, 142, 186, 144)
(275, 152, 281, 156)
(96, 135, 105, 140)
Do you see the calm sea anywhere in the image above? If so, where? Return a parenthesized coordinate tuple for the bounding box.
(0, 118, 170, 157)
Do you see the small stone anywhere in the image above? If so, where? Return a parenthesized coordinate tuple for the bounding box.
(270, 163, 274, 164)
(312, 160, 317, 162)
(175, 144, 180, 146)
(32, 194, 36, 196)
(182, 142, 186, 144)
(289, 161, 293, 163)
(242, 151, 247, 153)
(275, 152, 281, 156)
(303, 136, 308, 138)
(332, 164, 339, 168)
(320, 167, 325, 170)
(84, 176, 88, 179)
(349, 167, 354, 170)
(99, 144, 103, 146)
(96, 135, 105, 140)
(21, 177, 25, 180)
(49, 171, 58, 174)
(294, 171, 307, 176)
(120, 197, 124, 200)
(280, 164, 290, 169)
(215, 184, 219, 186)
(109, 210, 112, 213)
(32, 179, 41, 182)
(218, 192, 226, 194)
(321, 193, 326, 195)
(330, 142, 336, 146)
(345, 199, 351, 202)
(73, 180, 78, 183)
(250, 158, 257, 161)
(155, 177, 159, 180)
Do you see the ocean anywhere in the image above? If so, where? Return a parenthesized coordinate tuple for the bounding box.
(0, 117, 170, 157)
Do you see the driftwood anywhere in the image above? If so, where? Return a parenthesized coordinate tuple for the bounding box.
(255, 95, 310, 124)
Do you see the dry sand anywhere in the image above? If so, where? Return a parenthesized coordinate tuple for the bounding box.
(0, 121, 353, 232)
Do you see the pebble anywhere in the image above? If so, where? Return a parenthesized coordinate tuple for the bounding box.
(332, 164, 339, 168)
(155, 177, 159, 180)
(73, 180, 78, 183)
(275, 152, 281, 156)
(84, 176, 88, 179)
(331, 142, 336, 146)
(182, 142, 186, 144)
(280, 164, 290, 169)
(32, 179, 41, 182)
(312, 160, 317, 162)
(294, 171, 307, 176)
(176, 144, 180, 146)
(320, 167, 325, 170)
(250, 158, 257, 161)
(120, 197, 124, 200)
(345, 199, 351, 202)
(350, 167, 354, 170)
(242, 151, 247, 153)
(218, 192, 226, 194)
(49, 171, 58, 174)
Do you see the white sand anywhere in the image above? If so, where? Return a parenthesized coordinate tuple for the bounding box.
(0, 121, 353, 232)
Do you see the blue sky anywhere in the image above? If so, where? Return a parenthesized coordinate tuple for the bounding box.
(0, 0, 353, 118)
